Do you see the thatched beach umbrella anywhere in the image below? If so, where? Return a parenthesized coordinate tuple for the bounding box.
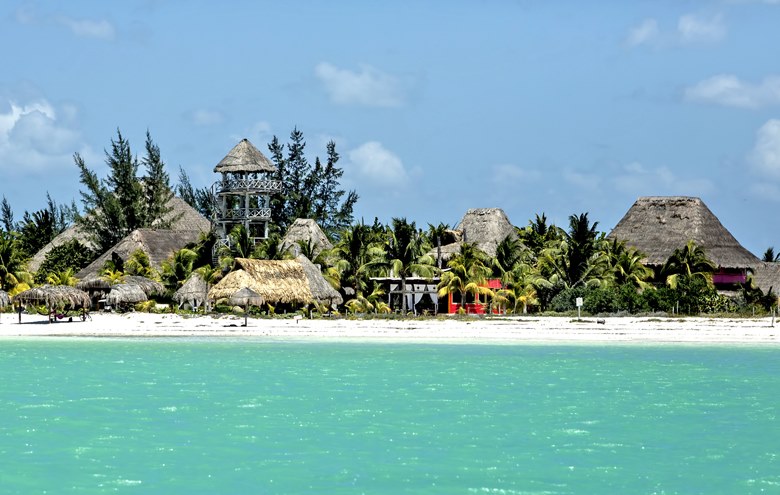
(229, 287, 264, 326)
(76, 274, 111, 291)
(13, 285, 90, 322)
(105, 284, 148, 308)
(122, 276, 165, 297)
(173, 273, 209, 311)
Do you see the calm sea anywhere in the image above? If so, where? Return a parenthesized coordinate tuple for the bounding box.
(0, 339, 778, 494)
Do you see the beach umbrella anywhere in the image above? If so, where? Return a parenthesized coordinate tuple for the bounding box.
(229, 287, 264, 326)
(105, 284, 148, 307)
(13, 285, 91, 323)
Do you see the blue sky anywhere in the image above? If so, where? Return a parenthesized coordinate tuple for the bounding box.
(2, 1, 780, 256)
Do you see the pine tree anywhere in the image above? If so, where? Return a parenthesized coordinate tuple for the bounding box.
(267, 135, 287, 231)
(141, 130, 175, 227)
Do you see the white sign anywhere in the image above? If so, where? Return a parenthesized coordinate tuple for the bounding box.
(575, 297, 583, 307)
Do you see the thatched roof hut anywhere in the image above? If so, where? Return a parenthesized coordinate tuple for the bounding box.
(229, 287, 265, 307)
(76, 229, 204, 279)
(213, 138, 277, 174)
(121, 276, 165, 296)
(76, 274, 111, 291)
(280, 218, 333, 258)
(13, 285, 90, 309)
(173, 273, 209, 309)
(433, 208, 520, 260)
(750, 262, 780, 295)
(607, 197, 759, 269)
(105, 284, 148, 306)
(29, 196, 209, 274)
(208, 255, 343, 307)
(0, 289, 10, 307)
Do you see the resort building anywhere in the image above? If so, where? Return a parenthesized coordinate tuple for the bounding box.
(607, 196, 760, 288)
(212, 139, 281, 257)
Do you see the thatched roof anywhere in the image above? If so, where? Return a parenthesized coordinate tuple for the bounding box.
(76, 229, 204, 279)
(208, 255, 343, 306)
(29, 196, 210, 274)
(13, 285, 90, 308)
(173, 273, 209, 307)
(76, 274, 111, 291)
(0, 290, 10, 307)
(750, 262, 780, 295)
(433, 208, 520, 260)
(607, 197, 759, 269)
(213, 138, 277, 174)
(229, 287, 265, 307)
(105, 284, 147, 305)
(122, 276, 165, 296)
(280, 219, 333, 258)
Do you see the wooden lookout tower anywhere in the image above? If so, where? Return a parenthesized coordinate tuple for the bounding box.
(212, 139, 281, 257)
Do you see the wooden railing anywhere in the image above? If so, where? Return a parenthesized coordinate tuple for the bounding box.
(214, 178, 282, 194)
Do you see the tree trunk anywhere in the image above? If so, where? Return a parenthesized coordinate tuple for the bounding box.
(401, 276, 407, 314)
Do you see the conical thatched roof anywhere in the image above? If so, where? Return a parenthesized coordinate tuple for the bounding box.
(173, 273, 209, 308)
(607, 197, 759, 269)
(280, 219, 333, 258)
(0, 290, 10, 307)
(13, 285, 90, 308)
(434, 208, 520, 260)
(29, 196, 209, 274)
(208, 255, 342, 306)
(213, 138, 277, 174)
(122, 276, 165, 296)
(76, 274, 111, 291)
(105, 284, 148, 306)
(76, 229, 204, 279)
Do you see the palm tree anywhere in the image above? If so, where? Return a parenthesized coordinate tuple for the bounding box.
(253, 233, 291, 260)
(661, 240, 717, 289)
(46, 268, 78, 286)
(194, 264, 222, 312)
(426, 222, 450, 269)
(384, 218, 436, 314)
(437, 243, 492, 313)
(0, 231, 31, 292)
(160, 248, 198, 291)
(762, 247, 780, 262)
(602, 238, 653, 289)
(125, 249, 156, 278)
(333, 222, 385, 300)
(492, 235, 525, 284)
(218, 224, 255, 271)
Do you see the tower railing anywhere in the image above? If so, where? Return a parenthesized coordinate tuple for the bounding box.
(216, 207, 272, 221)
(214, 178, 282, 194)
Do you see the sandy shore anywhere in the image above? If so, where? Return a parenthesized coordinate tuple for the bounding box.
(1, 311, 779, 344)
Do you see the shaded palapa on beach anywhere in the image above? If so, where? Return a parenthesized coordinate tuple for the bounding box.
(208, 255, 342, 307)
(13, 285, 91, 309)
(228, 287, 265, 326)
(607, 196, 760, 269)
(105, 284, 148, 306)
(280, 218, 333, 259)
(173, 272, 209, 310)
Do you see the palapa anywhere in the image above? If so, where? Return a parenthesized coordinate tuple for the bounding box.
(213, 139, 277, 174)
(208, 256, 342, 307)
(122, 276, 165, 296)
(607, 196, 760, 269)
(229, 287, 265, 307)
(13, 285, 90, 309)
(76, 274, 111, 291)
(433, 208, 520, 261)
(105, 284, 148, 306)
(280, 218, 333, 259)
(173, 273, 209, 309)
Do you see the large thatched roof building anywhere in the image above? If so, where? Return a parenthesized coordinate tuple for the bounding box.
(433, 208, 519, 260)
(208, 255, 342, 307)
(750, 262, 780, 295)
(608, 197, 759, 269)
(30, 196, 210, 273)
(280, 219, 333, 258)
(76, 228, 204, 279)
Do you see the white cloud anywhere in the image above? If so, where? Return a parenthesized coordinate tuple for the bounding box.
(188, 109, 225, 126)
(626, 18, 659, 47)
(0, 99, 87, 173)
(57, 16, 115, 40)
(315, 62, 409, 107)
(491, 164, 541, 184)
(684, 74, 780, 109)
(625, 13, 725, 48)
(348, 141, 408, 185)
(677, 13, 726, 43)
(612, 161, 714, 195)
(749, 119, 780, 178)
(563, 169, 601, 191)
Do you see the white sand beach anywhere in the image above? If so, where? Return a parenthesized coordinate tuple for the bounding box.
(1, 311, 779, 344)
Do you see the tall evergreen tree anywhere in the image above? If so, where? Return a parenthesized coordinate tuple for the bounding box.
(1, 196, 13, 233)
(141, 130, 175, 227)
(267, 135, 287, 230)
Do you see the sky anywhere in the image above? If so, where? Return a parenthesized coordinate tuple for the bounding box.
(2, 1, 780, 257)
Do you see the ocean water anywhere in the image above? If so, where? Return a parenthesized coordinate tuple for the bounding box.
(0, 339, 778, 494)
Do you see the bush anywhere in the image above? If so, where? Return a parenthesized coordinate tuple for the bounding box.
(550, 286, 587, 313)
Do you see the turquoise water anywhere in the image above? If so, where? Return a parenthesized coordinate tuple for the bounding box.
(0, 340, 778, 494)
